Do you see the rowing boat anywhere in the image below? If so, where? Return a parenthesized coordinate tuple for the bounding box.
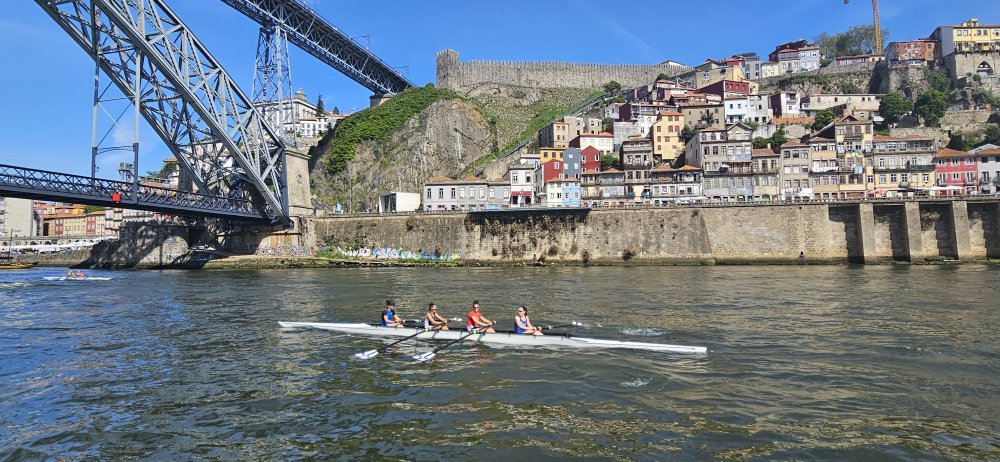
(278, 321, 707, 354)
(43, 276, 112, 281)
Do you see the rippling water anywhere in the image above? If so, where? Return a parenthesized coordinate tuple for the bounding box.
(1, 265, 998, 460)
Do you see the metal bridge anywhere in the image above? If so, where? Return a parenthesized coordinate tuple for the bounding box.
(2, 0, 413, 227)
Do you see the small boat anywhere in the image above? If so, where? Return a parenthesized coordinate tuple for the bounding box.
(278, 321, 707, 354)
(0, 254, 35, 269)
(43, 276, 112, 281)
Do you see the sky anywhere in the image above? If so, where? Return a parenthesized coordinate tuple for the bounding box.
(0, 0, 997, 178)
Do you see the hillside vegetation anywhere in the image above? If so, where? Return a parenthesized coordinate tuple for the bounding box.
(323, 84, 460, 175)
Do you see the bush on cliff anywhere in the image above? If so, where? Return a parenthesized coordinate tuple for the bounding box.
(324, 84, 459, 174)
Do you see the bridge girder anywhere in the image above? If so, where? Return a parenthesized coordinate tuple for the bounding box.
(218, 0, 413, 96)
(34, 0, 291, 226)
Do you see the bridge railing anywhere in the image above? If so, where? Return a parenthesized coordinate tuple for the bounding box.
(0, 163, 260, 219)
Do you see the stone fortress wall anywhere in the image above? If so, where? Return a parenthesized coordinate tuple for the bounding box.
(435, 49, 691, 92)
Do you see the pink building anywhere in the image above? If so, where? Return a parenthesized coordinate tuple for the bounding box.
(934, 148, 979, 195)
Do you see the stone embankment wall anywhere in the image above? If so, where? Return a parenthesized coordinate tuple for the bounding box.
(309, 201, 1000, 264)
(436, 49, 691, 92)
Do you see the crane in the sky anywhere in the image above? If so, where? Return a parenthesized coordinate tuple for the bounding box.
(844, 0, 883, 54)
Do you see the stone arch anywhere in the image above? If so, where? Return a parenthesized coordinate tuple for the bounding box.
(977, 61, 993, 76)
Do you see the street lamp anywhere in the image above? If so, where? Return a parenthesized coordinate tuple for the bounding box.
(350, 34, 370, 50)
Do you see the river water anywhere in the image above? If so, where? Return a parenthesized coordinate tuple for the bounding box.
(1, 265, 998, 461)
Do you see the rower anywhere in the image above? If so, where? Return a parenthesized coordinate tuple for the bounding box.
(381, 300, 405, 327)
(466, 300, 495, 333)
(424, 303, 450, 330)
(514, 305, 544, 336)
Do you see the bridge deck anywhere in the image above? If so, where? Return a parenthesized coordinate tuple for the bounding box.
(0, 164, 268, 221)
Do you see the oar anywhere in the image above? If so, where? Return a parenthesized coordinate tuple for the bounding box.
(544, 321, 602, 330)
(356, 318, 462, 359)
(355, 327, 426, 360)
(413, 328, 482, 362)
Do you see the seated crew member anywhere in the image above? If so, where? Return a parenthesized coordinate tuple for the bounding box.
(381, 300, 405, 327)
(514, 305, 544, 336)
(424, 303, 450, 330)
(466, 300, 495, 333)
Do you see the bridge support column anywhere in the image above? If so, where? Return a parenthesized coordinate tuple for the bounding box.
(857, 203, 878, 264)
(902, 202, 924, 262)
(949, 200, 972, 260)
(285, 149, 314, 218)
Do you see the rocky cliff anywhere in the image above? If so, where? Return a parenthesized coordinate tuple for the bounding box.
(311, 98, 492, 212)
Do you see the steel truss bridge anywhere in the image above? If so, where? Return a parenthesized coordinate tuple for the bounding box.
(2, 0, 412, 227)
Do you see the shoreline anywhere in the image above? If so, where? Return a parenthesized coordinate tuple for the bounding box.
(31, 254, 997, 270)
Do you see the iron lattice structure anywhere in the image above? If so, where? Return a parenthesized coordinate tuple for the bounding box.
(252, 24, 297, 148)
(218, 0, 413, 96)
(35, 0, 291, 226)
(0, 164, 262, 220)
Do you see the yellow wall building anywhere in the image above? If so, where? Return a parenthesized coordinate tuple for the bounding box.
(650, 111, 685, 164)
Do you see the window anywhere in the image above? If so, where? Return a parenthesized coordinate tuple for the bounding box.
(555, 162, 560, 169)
(479, 187, 485, 199)
(879, 174, 887, 184)
(951, 173, 960, 180)
(512, 172, 518, 183)
(438, 188, 444, 199)
(867, 175, 875, 184)
(450, 188, 456, 199)
(426, 189, 431, 199)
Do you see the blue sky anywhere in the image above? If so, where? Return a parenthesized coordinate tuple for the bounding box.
(0, 0, 996, 177)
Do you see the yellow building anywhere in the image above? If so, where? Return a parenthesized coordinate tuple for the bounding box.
(538, 121, 570, 149)
(650, 111, 685, 164)
(932, 18, 1000, 57)
(539, 147, 566, 163)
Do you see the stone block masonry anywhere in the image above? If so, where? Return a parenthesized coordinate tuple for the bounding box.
(311, 200, 1000, 265)
(436, 49, 691, 92)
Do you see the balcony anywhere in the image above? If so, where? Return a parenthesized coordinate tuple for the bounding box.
(873, 163, 935, 173)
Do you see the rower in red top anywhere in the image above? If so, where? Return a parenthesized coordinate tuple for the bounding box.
(466, 300, 495, 333)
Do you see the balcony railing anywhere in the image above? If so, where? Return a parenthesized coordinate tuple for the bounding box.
(873, 163, 935, 172)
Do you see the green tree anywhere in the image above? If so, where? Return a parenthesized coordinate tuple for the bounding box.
(769, 128, 789, 148)
(812, 109, 836, 131)
(600, 154, 620, 170)
(814, 25, 889, 65)
(601, 117, 615, 133)
(315, 94, 325, 116)
(914, 90, 948, 127)
(752, 137, 770, 149)
(925, 69, 952, 93)
(680, 125, 697, 144)
(83, 205, 106, 214)
(878, 91, 913, 126)
(332, 105, 341, 114)
(655, 73, 671, 81)
(603, 80, 623, 95)
(984, 124, 1000, 145)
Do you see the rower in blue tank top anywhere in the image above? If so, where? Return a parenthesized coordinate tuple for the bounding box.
(381, 300, 405, 327)
(513, 305, 543, 336)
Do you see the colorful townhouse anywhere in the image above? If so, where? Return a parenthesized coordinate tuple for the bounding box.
(422, 176, 507, 211)
(650, 111, 685, 164)
(648, 165, 705, 204)
(930, 18, 1000, 78)
(507, 165, 535, 207)
(581, 168, 626, 206)
(620, 137, 655, 202)
(971, 145, 1000, 194)
(934, 148, 979, 195)
(885, 39, 937, 64)
(768, 40, 821, 74)
(750, 148, 781, 201)
(868, 135, 937, 196)
(570, 132, 615, 156)
(579, 146, 604, 173)
(779, 141, 813, 200)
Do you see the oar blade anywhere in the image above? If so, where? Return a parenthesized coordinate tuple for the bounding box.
(413, 351, 435, 362)
(355, 350, 379, 360)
